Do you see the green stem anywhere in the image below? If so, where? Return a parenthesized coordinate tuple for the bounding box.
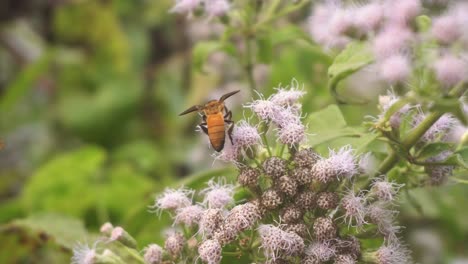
(223, 251, 242, 257)
(256, 0, 311, 26)
(244, 35, 257, 96)
(377, 83, 467, 175)
(277, 143, 286, 158)
(260, 123, 272, 157)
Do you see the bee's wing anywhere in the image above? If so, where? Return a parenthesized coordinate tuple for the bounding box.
(219, 90, 240, 102)
(179, 105, 203, 116)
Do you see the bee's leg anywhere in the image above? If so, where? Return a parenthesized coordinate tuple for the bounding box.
(199, 122, 209, 135)
(225, 120, 234, 144)
(224, 106, 232, 120)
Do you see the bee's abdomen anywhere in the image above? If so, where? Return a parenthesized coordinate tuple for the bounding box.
(207, 114, 226, 152)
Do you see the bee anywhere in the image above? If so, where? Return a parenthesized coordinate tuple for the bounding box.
(179, 90, 240, 152)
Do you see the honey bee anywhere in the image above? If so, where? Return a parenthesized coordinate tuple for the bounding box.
(179, 90, 240, 152)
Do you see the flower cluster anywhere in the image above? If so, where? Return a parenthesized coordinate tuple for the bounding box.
(71, 82, 466, 264)
(309, 0, 468, 86)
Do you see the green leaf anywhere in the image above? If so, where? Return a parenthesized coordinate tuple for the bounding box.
(11, 213, 90, 249)
(327, 42, 374, 103)
(417, 142, 454, 160)
(192, 41, 236, 73)
(308, 104, 347, 130)
(270, 25, 314, 46)
(0, 53, 52, 112)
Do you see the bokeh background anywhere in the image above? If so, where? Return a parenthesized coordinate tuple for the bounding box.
(0, 0, 467, 263)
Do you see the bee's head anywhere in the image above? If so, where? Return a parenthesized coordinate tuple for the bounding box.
(204, 100, 224, 115)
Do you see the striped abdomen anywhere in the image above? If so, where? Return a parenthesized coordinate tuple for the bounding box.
(207, 113, 226, 152)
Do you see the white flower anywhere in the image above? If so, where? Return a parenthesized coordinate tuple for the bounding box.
(143, 244, 163, 264)
(269, 80, 305, 107)
(71, 243, 97, 264)
(376, 242, 412, 264)
(201, 179, 235, 209)
(371, 177, 403, 202)
(258, 224, 305, 261)
(151, 188, 193, 212)
(232, 120, 262, 149)
(174, 205, 204, 226)
(341, 190, 367, 228)
(305, 241, 336, 262)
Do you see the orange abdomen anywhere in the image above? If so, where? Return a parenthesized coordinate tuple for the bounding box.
(207, 113, 225, 152)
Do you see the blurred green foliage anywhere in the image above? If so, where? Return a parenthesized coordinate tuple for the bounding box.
(0, 0, 466, 263)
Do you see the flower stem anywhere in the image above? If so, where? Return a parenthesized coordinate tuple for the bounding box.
(260, 122, 272, 157)
(244, 35, 257, 96)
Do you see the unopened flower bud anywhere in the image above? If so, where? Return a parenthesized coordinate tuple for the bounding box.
(313, 217, 337, 241)
(316, 192, 339, 210)
(199, 208, 224, 238)
(143, 244, 163, 264)
(164, 232, 185, 257)
(238, 167, 261, 187)
(199, 239, 222, 264)
(262, 157, 288, 179)
(280, 205, 303, 224)
(277, 175, 298, 197)
(174, 205, 204, 227)
(261, 189, 283, 209)
(292, 166, 314, 185)
(284, 223, 309, 238)
(293, 148, 320, 168)
(110, 226, 137, 249)
(100, 222, 113, 236)
(294, 191, 316, 210)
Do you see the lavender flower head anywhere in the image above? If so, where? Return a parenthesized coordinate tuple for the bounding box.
(276, 121, 307, 146)
(269, 80, 306, 108)
(151, 187, 194, 212)
(373, 25, 413, 59)
(371, 177, 404, 202)
(245, 97, 282, 121)
(258, 224, 305, 260)
(341, 190, 368, 228)
(432, 15, 462, 44)
(305, 241, 336, 262)
(143, 244, 163, 264)
(367, 202, 401, 242)
(212, 141, 239, 164)
(353, 3, 384, 32)
(433, 54, 467, 87)
(375, 242, 412, 264)
(378, 54, 411, 84)
(174, 204, 204, 226)
(327, 146, 358, 179)
(201, 179, 235, 209)
(232, 120, 261, 150)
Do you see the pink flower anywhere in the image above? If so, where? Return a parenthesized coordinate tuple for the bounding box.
(354, 3, 384, 32)
(388, 0, 421, 25)
(305, 241, 336, 262)
(269, 80, 305, 107)
(174, 205, 204, 226)
(201, 179, 235, 209)
(276, 121, 307, 146)
(152, 187, 194, 211)
(143, 244, 163, 264)
(379, 55, 411, 84)
(371, 177, 403, 202)
(433, 54, 467, 87)
(376, 242, 412, 264)
(341, 190, 367, 228)
(232, 121, 261, 150)
(199, 239, 222, 264)
(71, 243, 97, 264)
(432, 15, 461, 45)
(258, 224, 305, 260)
(373, 25, 413, 59)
